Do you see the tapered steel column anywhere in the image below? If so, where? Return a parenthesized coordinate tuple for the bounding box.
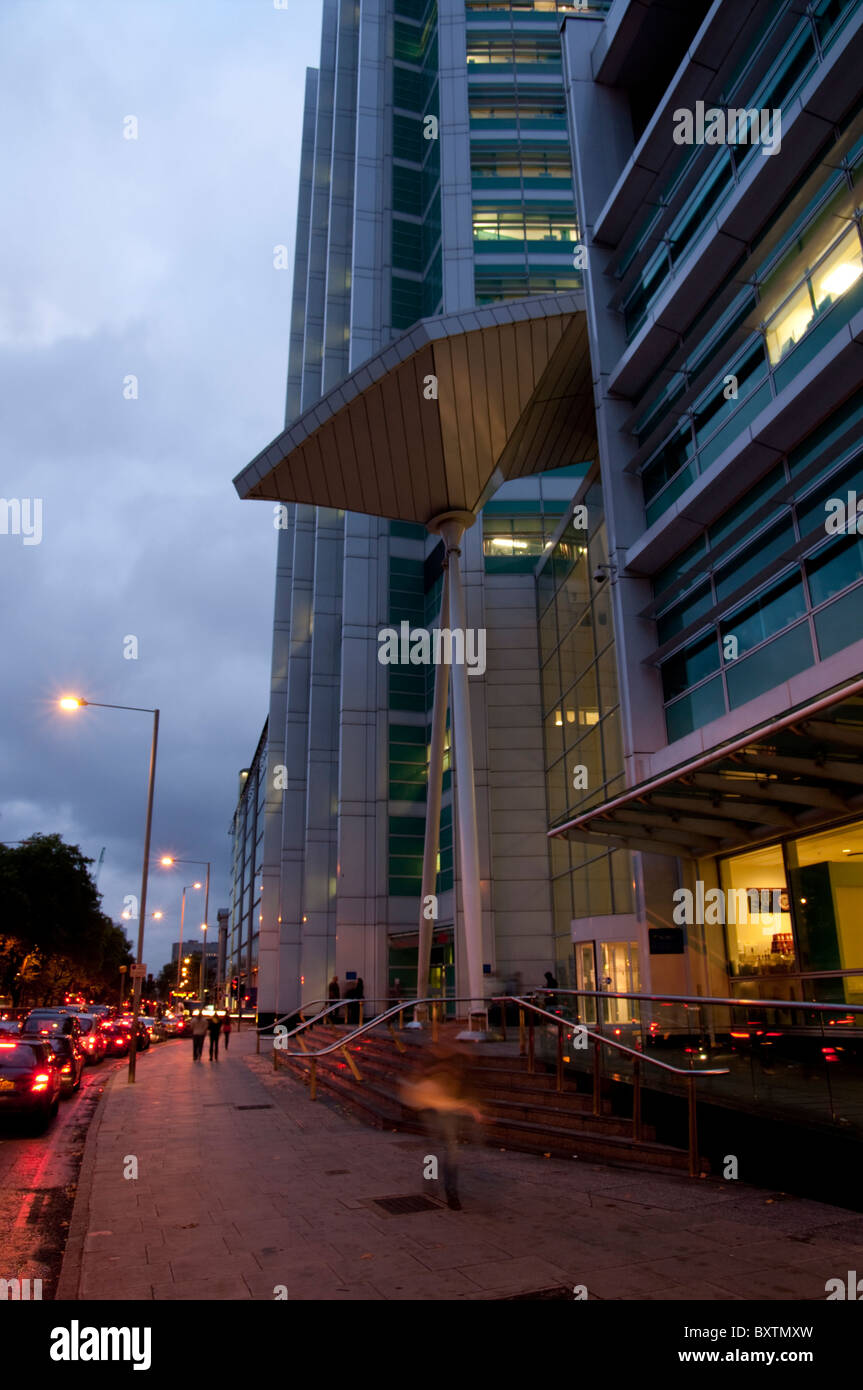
(416, 565, 451, 1019)
(428, 512, 484, 1017)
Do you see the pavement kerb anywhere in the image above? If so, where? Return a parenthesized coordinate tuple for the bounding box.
(55, 1061, 122, 1301)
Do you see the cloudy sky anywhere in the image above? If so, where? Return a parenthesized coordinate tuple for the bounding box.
(0, 0, 323, 972)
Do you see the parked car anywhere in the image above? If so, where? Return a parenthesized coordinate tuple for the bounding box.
(38, 1033, 86, 1094)
(0, 1018, 21, 1036)
(0, 1038, 62, 1130)
(75, 1015, 107, 1064)
(86, 1004, 115, 1023)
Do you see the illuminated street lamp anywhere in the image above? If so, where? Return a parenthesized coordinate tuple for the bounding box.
(158, 855, 211, 1000)
(176, 883, 201, 988)
(59, 695, 159, 1084)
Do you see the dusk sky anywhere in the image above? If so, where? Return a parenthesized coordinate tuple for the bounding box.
(0, 0, 323, 972)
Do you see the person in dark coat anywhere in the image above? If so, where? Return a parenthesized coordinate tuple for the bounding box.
(346, 977, 364, 1026)
(207, 1012, 221, 1061)
(544, 971, 559, 1012)
(328, 975, 341, 1023)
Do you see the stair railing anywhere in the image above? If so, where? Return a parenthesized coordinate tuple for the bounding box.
(269, 993, 728, 1176)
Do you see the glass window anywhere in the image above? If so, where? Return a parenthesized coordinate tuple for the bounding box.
(719, 844, 794, 979)
(665, 677, 725, 743)
(657, 581, 714, 645)
(714, 520, 796, 603)
(786, 820, 863, 987)
(806, 532, 863, 606)
(815, 585, 863, 660)
(661, 633, 720, 703)
(721, 573, 807, 656)
(725, 623, 814, 708)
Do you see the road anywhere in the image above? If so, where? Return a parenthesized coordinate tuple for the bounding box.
(0, 1056, 124, 1299)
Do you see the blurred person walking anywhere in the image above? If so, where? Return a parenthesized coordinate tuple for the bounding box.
(191, 1011, 207, 1062)
(221, 1013, 232, 1051)
(346, 977, 364, 1026)
(207, 1013, 221, 1061)
(399, 1044, 481, 1211)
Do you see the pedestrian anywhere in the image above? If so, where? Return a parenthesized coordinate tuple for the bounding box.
(191, 1010, 207, 1062)
(221, 1013, 232, 1052)
(346, 976, 364, 1026)
(207, 1012, 221, 1061)
(328, 974, 341, 1023)
(399, 1044, 481, 1211)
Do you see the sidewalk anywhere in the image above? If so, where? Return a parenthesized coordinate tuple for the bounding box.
(57, 1028, 863, 1301)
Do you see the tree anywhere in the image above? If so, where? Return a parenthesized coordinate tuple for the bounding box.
(0, 835, 133, 1004)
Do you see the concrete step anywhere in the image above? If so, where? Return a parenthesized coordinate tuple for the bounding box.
(482, 1095, 656, 1140)
(484, 1117, 697, 1173)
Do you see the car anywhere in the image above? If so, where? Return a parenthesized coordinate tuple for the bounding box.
(22, 1009, 82, 1041)
(117, 1017, 150, 1051)
(37, 1034, 85, 1094)
(86, 1004, 115, 1023)
(0, 1018, 21, 1036)
(100, 1022, 131, 1056)
(0, 1038, 62, 1130)
(75, 1015, 108, 1064)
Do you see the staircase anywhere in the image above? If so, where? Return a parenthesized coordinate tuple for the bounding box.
(275, 1021, 704, 1175)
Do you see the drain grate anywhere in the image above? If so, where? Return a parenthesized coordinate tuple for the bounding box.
(372, 1194, 442, 1215)
(325, 1170, 350, 1176)
(234, 1104, 274, 1111)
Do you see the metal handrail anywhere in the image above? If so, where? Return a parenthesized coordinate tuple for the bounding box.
(534, 987, 863, 1015)
(271, 993, 728, 1175)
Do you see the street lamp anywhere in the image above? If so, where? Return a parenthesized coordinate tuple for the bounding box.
(59, 695, 159, 1084)
(176, 883, 201, 990)
(199, 922, 209, 1003)
(159, 855, 211, 1000)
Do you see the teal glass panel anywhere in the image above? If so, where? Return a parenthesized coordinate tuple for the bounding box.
(668, 152, 734, 267)
(645, 461, 697, 528)
(696, 380, 772, 475)
(796, 456, 863, 537)
(806, 532, 863, 607)
(642, 421, 695, 505)
(665, 677, 725, 742)
(653, 537, 708, 597)
(814, 584, 863, 659)
(721, 573, 807, 656)
(714, 520, 796, 602)
(725, 624, 814, 708)
(708, 464, 785, 546)
(691, 339, 767, 450)
(661, 633, 720, 702)
(656, 581, 714, 645)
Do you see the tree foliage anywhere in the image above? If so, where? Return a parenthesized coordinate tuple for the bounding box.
(0, 834, 132, 1004)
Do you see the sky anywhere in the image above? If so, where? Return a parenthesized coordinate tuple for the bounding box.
(0, 0, 323, 974)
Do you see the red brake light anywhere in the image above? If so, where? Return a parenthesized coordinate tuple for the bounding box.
(31, 1072, 51, 1092)
(0, 1042, 17, 1050)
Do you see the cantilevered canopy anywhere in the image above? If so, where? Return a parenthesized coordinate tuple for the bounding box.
(549, 681, 863, 860)
(233, 293, 595, 525)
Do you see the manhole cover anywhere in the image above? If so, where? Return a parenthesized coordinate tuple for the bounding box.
(372, 1195, 442, 1215)
(235, 1104, 274, 1111)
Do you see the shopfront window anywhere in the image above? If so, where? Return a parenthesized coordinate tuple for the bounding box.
(720, 844, 796, 978)
(785, 821, 863, 1004)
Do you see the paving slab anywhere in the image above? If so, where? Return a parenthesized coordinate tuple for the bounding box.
(56, 1029, 863, 1302)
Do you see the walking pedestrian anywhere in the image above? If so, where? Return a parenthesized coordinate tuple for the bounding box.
(191, 1010, 207, 1062)
(221, 1013, 232, 1052)
(399, 1044, 481, 1211)
(328, 974, 341, 1023)
(207, 1012, 221, 1061)
(346, 976, 364, 1026)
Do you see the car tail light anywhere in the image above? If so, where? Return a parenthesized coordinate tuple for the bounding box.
(0, 1042, 17, 1050)
(31, 1072, 51, 1092)
(61, 1063, 72, 1074)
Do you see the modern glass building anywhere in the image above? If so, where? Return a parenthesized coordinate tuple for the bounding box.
(233, 0, 863, 1025)
(549, 0, 863, 1010)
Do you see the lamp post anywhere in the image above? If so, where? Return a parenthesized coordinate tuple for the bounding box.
(60, 697, 160, 1082)
(119, 964, 128, 1007)
(199, 922, 208, 1004)
(159, 850, 211, 1006)
(176, 883, 201, 990)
